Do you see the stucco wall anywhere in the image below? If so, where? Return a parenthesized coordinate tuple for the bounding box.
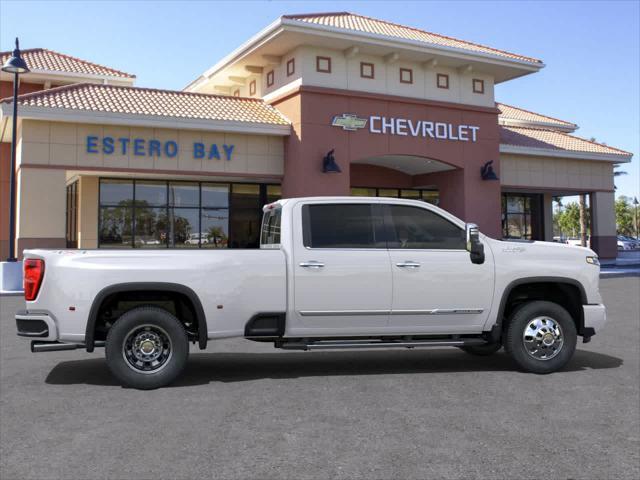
(78, 176, 99, 249)
(261, 46, 495, 107)
(500, 154, 615, 191)
(18, 120, 285, 177)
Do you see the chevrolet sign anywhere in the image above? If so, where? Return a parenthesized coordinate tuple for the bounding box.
(331, 114, 368, 131)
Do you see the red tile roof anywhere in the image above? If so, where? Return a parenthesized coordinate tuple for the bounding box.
(1, 83, 290, 125)
(500, 125, 631, 157)
(497, 103, 576, 129)
(283, 12, 542, 65)
(0, 48, 135, 79)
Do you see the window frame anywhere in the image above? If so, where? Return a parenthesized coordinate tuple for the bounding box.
(437, 73, 449, 89)
(249, 80, 256, 96)
(286, 58, 295, 77)
(399, 67, 413, 84)
(360, 62, 375, 79)
(266, 70, 274, 87)
(316, 56, 331, 73)
(472, 78, 485, 94)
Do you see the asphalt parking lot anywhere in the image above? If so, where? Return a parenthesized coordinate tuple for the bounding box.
(1, 276, 639, 480)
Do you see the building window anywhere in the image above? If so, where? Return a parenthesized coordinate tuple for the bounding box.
(286, 58, 295, 77)
(473, 78, 485, 94)
(351, 187, 439, 206)
(266, 70, 274, 87)
(98, 179, 281, 249)
(360, 62, 374, 79)
(316, 56, 331, 73)
(233, 89, 240, 97)
(249, 80, 256, 96)
(65, 181, 79, 248)
(437, 73, 449, 89)
(501, 193, 543, 240)
(399, 68, 413, 84)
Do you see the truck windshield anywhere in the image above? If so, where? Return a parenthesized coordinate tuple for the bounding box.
(260, 207, 281, 247)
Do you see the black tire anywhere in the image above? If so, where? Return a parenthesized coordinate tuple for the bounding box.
(105, 306, 189, 389)
(459, 342, 502, 356)
(505, 300, 577, 374)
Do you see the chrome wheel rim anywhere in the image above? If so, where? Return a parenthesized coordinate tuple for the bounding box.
(522, 316, 564, 360)
(122, 325, 172, 374)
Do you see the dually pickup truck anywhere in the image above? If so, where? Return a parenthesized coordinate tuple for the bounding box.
(16, 197, 606, 389)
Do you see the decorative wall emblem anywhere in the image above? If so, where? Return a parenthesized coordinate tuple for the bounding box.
(331, 114, 368, 131)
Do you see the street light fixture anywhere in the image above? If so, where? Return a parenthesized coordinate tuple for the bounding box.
(2, 38, 30, 262)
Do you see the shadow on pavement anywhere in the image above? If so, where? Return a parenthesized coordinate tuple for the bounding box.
(45, 348, 623, 388)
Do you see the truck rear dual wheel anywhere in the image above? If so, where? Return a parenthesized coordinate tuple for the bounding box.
(105, 306, 189, 389)
(505, 301, 577, 374)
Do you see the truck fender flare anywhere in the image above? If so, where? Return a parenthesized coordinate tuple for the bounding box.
(85, 282, 207, 352)
(489, 276, 588, 342)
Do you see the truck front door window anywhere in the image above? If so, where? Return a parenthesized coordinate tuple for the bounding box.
(386, 205, 465, 250)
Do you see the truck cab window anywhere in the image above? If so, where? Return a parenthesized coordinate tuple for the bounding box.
(386, 205, 465, 250)
(302, 204, 384, 248)
(260, 207, 282, 246)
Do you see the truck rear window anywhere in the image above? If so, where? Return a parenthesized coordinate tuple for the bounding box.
(260, 208, 281, 246)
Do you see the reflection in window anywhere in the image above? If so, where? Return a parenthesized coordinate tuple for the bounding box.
(98, 179, 278, 249)
(502, 194, 539, 240)
(387, 205, 465, 250)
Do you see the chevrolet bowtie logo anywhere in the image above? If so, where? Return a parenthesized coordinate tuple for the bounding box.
(331, 114, 367, 131)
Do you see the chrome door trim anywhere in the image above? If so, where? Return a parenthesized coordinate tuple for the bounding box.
(391, 308, 484, 315)
(299, 308, 483, 317)
(299, 310, 390, 316)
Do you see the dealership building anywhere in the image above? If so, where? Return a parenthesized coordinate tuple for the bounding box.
(0, 12, 632, 259)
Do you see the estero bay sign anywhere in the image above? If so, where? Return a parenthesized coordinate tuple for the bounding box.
(332, 114, 480, 142)
(86, 136, 236, 160)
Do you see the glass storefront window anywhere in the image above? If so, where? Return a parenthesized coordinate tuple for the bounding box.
(135, 181, 167, 207)
(266, 185, 281, 204)
(202, 183, 229, 208)
(99, 206, 133, 248)
(231, 184, 261, 249)
(502, 193, 540, 240)
(378, 189, 399, 198)
(135, 207, 167, 247)
(100, 179, 133, 206)
(201, 208, 229, 248)
(168, 208, 200, 248)
(169, 182, 199, 208)
(98, 180, 278, 249)
(351, 187, 439, 205)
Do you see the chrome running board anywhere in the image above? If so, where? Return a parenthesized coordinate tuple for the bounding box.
(277, 338, 487, 351)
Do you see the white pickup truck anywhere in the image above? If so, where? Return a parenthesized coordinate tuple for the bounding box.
(16, 197, 606, 389)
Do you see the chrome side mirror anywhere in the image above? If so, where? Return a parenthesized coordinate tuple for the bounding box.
(466, 223, 485, 265)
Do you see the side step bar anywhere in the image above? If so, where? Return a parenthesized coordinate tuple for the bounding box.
(278, 338, 487, 351)
(31, 341, 105, 353)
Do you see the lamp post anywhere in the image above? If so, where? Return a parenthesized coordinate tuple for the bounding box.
(2, 38, 30, 262)
(634, 197, 639, 241)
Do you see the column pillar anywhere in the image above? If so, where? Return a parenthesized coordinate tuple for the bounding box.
(590, 191, 617, 259)
(78, 176, 99, 248)
(542, 194, 554, 242)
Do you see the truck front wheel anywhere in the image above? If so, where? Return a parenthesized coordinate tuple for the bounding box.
(505, 301, 577, 374)
(105, 306, 189, 389)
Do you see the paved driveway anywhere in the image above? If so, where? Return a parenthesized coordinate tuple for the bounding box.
(1, 277, 638, 480)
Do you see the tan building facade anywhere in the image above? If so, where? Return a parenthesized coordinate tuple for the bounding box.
(0, 12, 632, 260)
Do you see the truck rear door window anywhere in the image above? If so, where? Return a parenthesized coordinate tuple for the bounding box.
(386, 205, 465, 250)
(260, 208, 282, 246)
(302, 204, 384, 248)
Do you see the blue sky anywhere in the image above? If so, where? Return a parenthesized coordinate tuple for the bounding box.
(1, 0, 638, 200)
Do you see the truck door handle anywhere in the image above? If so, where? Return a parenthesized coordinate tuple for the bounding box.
(299, 261, 325, 269)
(396, 261, 421, 268)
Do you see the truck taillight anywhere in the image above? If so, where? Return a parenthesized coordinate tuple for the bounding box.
(24, 259, 45, 301)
